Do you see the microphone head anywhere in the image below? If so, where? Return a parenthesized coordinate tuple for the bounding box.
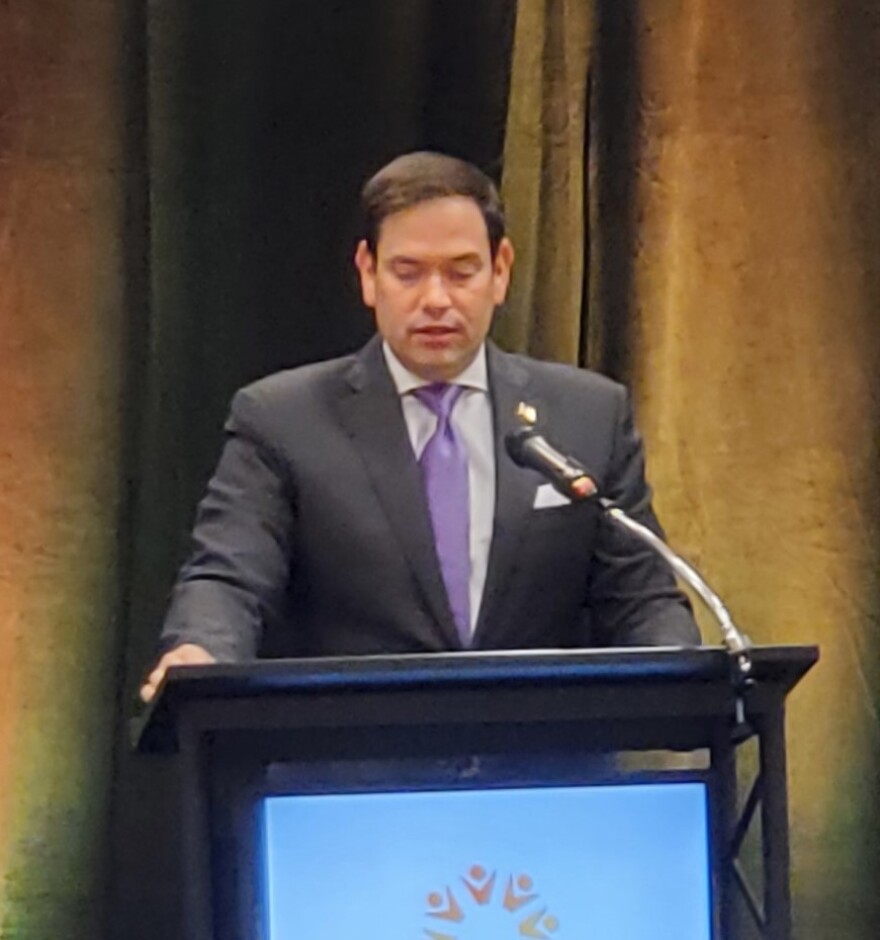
(505, 425, 601, 500)
(504, 425, 539, 468)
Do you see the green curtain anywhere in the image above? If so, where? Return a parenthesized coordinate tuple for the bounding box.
(110, 4, 516, 938)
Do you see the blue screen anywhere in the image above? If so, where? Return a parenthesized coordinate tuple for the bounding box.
(262, 782, 711, 939)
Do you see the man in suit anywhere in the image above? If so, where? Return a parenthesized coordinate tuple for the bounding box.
(140, 151, 698, 703)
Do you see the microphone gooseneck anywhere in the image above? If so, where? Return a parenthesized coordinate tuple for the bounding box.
(505, 423, 753, 701)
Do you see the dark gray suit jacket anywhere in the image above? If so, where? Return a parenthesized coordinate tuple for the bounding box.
(159, 337, 699, 660)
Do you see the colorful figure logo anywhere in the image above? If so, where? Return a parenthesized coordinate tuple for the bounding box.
(424, 865, 560, 938)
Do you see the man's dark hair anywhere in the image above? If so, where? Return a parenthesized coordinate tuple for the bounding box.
(360, 151, 506, 258)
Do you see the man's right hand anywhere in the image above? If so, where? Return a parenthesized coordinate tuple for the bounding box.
(139, 643, 217, 703)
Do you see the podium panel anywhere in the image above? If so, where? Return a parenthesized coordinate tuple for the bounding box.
(135, 645, 817, 940)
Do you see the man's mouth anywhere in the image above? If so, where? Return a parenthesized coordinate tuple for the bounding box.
(413, 325, 459, 336)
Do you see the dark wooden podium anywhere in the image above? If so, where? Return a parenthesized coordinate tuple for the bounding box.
(135, 645, 817, 940)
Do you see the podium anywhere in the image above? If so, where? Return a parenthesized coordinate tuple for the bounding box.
(135, 645, 817, 940)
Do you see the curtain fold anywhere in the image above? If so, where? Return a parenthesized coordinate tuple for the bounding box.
(497, 0, 592, 363)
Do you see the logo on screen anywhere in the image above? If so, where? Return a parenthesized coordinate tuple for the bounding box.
(424, 864, 560, 938)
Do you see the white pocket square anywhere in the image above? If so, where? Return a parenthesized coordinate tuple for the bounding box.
(533, 483, 572, 509)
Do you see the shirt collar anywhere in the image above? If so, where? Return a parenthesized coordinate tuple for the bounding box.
(382, 341, 489, 395)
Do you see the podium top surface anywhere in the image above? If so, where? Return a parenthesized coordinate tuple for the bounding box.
(134, 645, 818, 753)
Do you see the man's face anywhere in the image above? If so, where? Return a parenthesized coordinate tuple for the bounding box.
(355, 196, 514, 382)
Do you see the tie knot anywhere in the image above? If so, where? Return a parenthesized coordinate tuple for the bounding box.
(413, 383, 464, 421)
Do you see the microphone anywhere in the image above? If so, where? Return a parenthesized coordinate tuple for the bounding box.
(506, 420, 754, 696)
(505, 426, 599, 501)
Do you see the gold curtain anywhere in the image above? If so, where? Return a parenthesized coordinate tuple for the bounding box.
(496, 0, 591, 361)
(502, 1, 880, 936)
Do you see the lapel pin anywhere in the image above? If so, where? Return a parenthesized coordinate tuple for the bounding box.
(516, 401, 538, 426)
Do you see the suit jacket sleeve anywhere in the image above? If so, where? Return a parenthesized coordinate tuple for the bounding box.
(585, 388, 701, 647)
(159, 389, 294, 661)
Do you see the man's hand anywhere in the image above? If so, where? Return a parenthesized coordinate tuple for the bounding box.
(139, 643, 217, 703)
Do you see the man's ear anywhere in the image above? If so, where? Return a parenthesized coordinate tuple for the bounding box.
(492, 237, 515, 305)
(354, 240, 377, 308)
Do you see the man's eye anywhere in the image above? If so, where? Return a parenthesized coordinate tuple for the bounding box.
(447, 267, 478, 282)
(393, 267, 421, 283)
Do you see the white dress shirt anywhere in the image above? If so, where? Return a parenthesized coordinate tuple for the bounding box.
(382, 342, 496, 636)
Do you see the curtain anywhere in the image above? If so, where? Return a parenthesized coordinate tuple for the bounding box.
(496, 0, 591, 362)
(502, 2, 880, 936)
(0, 0, 138, 936)
(3, 1, 878, 937)
(110, 4, 516, 938)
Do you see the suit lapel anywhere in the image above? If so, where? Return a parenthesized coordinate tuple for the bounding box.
(333, 337, 460, 647)
(474, 344, 540, 646)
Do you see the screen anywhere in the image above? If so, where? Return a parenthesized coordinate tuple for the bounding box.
(262, 781, 712, 939)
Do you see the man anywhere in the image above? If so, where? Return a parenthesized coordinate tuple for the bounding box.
(140, 152, 698, 703)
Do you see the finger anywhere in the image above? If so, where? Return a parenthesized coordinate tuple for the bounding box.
(139, 678, 159, 703)
(139, 656, 179, 704)
(148, 661, 168, 682)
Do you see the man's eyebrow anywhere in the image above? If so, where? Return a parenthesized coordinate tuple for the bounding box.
(385, 254, 423, 265)
(384, 252, 483, 266)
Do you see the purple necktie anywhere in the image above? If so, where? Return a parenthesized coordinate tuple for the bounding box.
(413, 383, 471, 646)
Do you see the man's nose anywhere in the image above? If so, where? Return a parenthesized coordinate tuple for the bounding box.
(422, 271, 452, 310)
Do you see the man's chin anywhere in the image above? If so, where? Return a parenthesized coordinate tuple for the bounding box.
(405, 350, 473, 383)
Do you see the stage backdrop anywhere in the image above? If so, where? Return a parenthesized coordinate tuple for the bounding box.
(0, 2, 877, 939)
